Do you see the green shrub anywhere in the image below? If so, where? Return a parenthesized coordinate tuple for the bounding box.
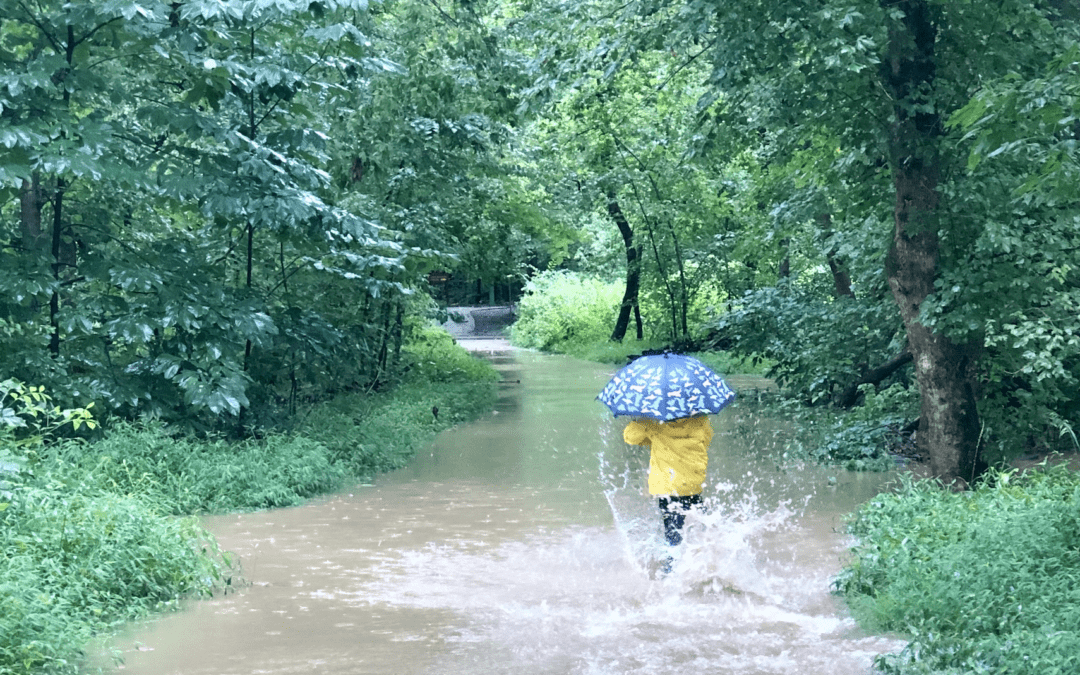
(49, 425, 349, 515)
(0, 334, 499, 675)
(835, 465, 1080, 675)
(690, 350, 774, 378)
(44, 330, 499, 511)
(300, 330, 499, 478)
(0, 472, 228, 675)
(717, 284, 906, 404)
(402, 326, 502, 383)
(300, 379, 498, 479)
(2, 384, 226, 675)
(510, 270, 622, 351)
(808, 383, 919, 471)
(712, 382, 912, 472)
(809, 418, 903, 471)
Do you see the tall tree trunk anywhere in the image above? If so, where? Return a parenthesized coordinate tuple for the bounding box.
(643, 221, 678, 342)
(664, 219, 690, 339)
(243, 222, 254, 370)
(48, 27, 77, 357)
(607, 129, 686, 340)
(827, 255, 853, 299)
(242, 24, 258, 380)
(818, 214, 853, 298)
(883, 0, 982, 485)
(238, 222, 255, 431)
(19, 175, 45, 252)
(376, 299, 393, 383)
(48, 177, 65, 356)
(608, 194, 643, 341)
(391, 301, 405, 370)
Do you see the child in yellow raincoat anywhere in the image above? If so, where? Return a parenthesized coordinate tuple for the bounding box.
(623, 414, 713, 547)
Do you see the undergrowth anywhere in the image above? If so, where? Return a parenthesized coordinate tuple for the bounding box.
(0, 465, 230, 675)
(805, 383, 919, 471)
(46, 428, 350, 515)
(509, 270, 622, 351)
(835, 464, 1080, 675)
(0, 329, 498, 674)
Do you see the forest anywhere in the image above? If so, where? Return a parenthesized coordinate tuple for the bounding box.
(3, 0, 1080, 674)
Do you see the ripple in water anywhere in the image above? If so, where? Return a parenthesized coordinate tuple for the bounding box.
(92, 356, 905, 675)
(343, 448, 904, 675)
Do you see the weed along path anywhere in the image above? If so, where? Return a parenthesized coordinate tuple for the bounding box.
(98, 346, 906, 675)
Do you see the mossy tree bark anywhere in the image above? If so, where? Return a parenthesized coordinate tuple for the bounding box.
(882, 0, 982, 485)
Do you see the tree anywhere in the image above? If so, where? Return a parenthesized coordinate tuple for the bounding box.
(329, 0, 564, 310)
(514, 3, 736, 345)
(610, 0, 1073, 483)
(607, 192, 643, 341)
(0, 0, 422, 425)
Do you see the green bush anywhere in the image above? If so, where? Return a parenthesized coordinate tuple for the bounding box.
(1, 383, 222, 675)
(835, 465, 1080, 675)
(48, 425, 349, 515)
(45, 330, 499, 512)
(402, 326, 502, 383)
(301, 330, 499, 478)
(690, 349, 773, 378)
(718, 284, 906, 404)
(510, 270, 622, 351)
(300, 378, 498, 479)
(808, 383, 919, 471)
(0, 472, 228, 675)
(0, 333, 499, 675)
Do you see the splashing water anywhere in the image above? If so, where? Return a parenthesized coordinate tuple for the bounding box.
(91, 350, 906, 675)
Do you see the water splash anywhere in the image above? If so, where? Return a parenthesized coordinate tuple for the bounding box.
(600, 458, 806, 596)
(92, 358, 905, 675)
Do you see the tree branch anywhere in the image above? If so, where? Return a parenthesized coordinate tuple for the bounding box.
(656, 39, 717, 92)
(835, 350, 914, 408)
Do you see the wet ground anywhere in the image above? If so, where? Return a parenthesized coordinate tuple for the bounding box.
(92, 345, 906, 674)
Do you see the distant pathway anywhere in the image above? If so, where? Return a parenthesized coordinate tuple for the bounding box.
(441, 305, 516, 351)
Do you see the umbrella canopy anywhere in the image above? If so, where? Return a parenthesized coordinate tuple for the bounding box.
(597, 353, 736, 422)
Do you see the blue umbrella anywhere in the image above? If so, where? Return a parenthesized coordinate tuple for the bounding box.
(597, 353, 736, 422)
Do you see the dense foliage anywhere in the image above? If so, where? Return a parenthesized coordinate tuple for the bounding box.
(0, 0, 543, 432)
(506, 0, 1080, 480)
(1, 476, 228, 675)
(4, 0, 1080, 669)
(836, 465, 1080, 675)
(510, 270, 622, 351)
(718, 284, 905, 405)
(0, 333, 498, 674)
(4, 0, 1079, 473)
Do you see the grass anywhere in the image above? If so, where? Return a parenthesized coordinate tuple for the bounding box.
(47, 427, 351, 516)
(0, 476, 229, 675)
(0, 329, 499, 674)
(559, 338, 669, 364)
(834, 463, 1080, 675)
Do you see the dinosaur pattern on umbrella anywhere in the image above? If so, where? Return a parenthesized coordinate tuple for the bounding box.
(597, 354, 736, 422)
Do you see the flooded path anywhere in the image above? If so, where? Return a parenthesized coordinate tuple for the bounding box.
(99, 348, 905, 674)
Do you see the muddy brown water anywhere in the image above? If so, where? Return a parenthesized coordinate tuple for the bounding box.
(94, 347, 906, 674)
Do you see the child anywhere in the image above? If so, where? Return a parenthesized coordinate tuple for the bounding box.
(623, 414, 713, 548)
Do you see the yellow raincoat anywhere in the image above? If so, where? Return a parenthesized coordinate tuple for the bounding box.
(623, 415, 713, 497)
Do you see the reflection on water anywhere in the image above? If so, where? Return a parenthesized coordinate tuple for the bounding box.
(93, 349, 906, 674)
